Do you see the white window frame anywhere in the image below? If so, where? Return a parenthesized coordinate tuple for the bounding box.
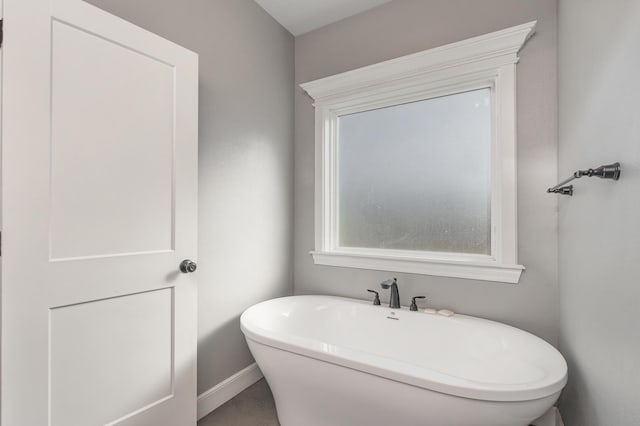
(301, 22, 536, 284)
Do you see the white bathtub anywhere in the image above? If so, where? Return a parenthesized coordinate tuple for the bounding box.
(241, 295, 567, 426)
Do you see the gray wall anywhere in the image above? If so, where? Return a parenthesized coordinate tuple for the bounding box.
(85, 0, 294, 394)
(558, 1, 640, 424)
(294, 0, 560, 344)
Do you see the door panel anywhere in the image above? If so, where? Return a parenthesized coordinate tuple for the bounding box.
(50, 19, 175, 260)
(1, 0, 199, 425)
(50, 289, 174, 426)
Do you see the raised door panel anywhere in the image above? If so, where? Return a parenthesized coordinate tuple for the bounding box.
(50, 289, 174, 426)
(50, 20, 175, 260)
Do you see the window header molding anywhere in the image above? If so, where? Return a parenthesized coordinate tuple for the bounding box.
(300, 21, 536, 103)
(301, 22, 536, 284)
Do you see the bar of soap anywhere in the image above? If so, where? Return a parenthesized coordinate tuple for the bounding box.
(437, 309, 455, 317)
(423, 308, 437, 314)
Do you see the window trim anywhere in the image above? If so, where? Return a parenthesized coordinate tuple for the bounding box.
(300, 22, 536, 284)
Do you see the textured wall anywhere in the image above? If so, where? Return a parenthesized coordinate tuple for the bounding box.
(558, 0, 640, 424)
(294, 0, 559, 344)
(85, 0, 294, 394)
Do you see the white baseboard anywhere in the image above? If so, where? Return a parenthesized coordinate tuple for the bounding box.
(533, 407, 562, 426)
(197, 363, 264, 420)
(556, 407, 565, 426)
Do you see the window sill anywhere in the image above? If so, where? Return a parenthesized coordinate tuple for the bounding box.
(310, 251, 524, 284)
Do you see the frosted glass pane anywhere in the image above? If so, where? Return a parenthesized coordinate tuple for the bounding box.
(338, 88, 491, 255)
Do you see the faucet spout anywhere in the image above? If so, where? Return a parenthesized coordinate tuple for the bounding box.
(380, 278, 400, 309)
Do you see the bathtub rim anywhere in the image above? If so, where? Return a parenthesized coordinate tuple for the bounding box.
(240, 295, 568, 403)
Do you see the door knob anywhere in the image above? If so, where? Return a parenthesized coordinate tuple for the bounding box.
(179, 259, 197, 273)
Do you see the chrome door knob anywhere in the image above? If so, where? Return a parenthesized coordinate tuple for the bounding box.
(179, 259, 197, 273)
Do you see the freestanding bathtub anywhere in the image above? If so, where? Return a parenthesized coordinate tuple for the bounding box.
(241, 295, 567, 426)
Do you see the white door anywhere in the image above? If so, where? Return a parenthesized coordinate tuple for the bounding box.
(1, 0, 199, 424)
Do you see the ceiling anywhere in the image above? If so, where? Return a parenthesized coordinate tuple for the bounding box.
(254, 0, 394, 36)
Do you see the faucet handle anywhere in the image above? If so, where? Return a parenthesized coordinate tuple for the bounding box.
(367, 289, 381, 306)
(410, 296, 426, 311)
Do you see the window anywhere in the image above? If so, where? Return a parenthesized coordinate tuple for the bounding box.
(301, 22, 536, 283)
(339, 89, 492, 255)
